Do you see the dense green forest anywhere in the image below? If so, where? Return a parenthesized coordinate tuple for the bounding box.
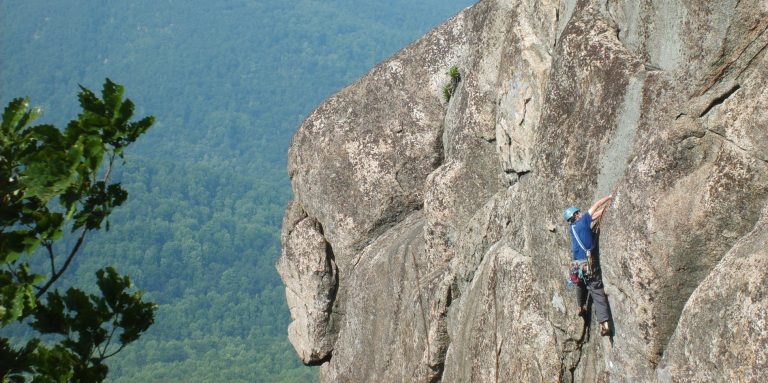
(1, 0, 475, 381)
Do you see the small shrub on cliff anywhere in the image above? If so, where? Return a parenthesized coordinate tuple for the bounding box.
(442, 65, 461, 102)
(447, 65, 460, 80)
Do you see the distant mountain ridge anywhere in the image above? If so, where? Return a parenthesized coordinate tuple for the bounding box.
(2, 0, 475, 166)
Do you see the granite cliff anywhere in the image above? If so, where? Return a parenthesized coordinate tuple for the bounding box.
(277, 0, 768, 381)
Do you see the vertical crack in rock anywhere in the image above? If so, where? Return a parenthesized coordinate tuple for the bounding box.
(518, 97, 531, 127)
(425, 285, 452, 383)
(318, 222, 340, 314)
(554, 312, 591, 383)
(491, 256, 501, 383)
(409, 244, 432, 373)
(422, 278, 453, 383)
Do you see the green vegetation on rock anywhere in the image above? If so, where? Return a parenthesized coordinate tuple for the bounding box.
(443, 66, 462, 102)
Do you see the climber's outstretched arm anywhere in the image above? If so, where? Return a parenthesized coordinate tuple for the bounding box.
(589, 195, 613, 220)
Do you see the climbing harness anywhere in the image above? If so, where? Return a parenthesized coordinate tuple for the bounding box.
(570, 223, 594, 276)
(567, 259, 590, 289)
(566, 224, 592, 289)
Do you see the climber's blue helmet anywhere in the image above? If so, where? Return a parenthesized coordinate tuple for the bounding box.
(563, 207, 580, 222)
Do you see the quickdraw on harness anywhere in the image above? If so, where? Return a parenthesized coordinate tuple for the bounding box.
(570, 223, 594, 283)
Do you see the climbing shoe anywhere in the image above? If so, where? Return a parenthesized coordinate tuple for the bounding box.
(600, 322, 610, 336)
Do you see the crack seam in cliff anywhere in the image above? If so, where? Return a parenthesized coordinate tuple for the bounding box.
(705, 128, 768, 164)
(698, 84, 740, 118)
(492, 255, 501, 383)
(285, 211, 310, 239)
(736, 38, 768, 80)
(284, 284, 309, 307)
(464, 239, 503, 289)
(551, 307, 590, 381)
(699, 19, 768, 96)
(518, 97, 532, 127)
(350, 210, 423, 269)
(410, 246, 433, 373)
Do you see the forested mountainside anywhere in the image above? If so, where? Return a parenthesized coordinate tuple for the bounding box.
(1, 0, 475, 381)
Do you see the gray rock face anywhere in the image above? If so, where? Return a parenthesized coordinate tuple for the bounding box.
(277, 0, 768, 381)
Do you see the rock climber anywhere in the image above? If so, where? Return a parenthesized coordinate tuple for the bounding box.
(563, 195, 613, 336)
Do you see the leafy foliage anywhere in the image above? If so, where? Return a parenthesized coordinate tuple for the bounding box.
(1, 1, 476, 381)
(0, 80, 155, 382)
(442, 66, 462, 102)
(447, 66, 461, 80)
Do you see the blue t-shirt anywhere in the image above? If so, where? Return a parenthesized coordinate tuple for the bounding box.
(569, 212, 593, 261)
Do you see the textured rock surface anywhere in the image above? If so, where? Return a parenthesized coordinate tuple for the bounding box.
(277, 0, 768, 381)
